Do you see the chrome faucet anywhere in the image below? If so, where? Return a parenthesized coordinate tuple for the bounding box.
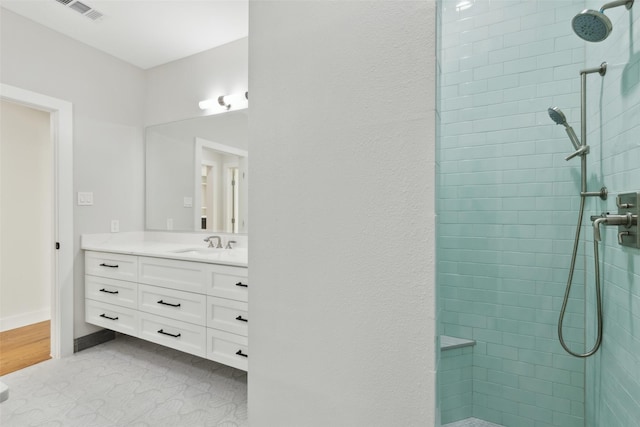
(591, 212, 638, 242)
(225, 240, 236, 249)
(204, 235, 223, 248)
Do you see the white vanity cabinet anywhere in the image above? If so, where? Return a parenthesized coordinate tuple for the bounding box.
(84, 252, 140, 336)
(84, 250, 249, 371)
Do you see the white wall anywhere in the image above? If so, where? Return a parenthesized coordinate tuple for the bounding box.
(0, 100, 52, 331)
(145, 37, 248, 126)
(248, 2, 437, 426)
(0, 8, 146, 338)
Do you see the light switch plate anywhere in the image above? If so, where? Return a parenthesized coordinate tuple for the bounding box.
(183, 197, 193, 208)
(110, 220, 119, 233)
(77, 192, 93, 206)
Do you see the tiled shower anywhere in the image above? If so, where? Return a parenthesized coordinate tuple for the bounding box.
(436, 1, 640, 426)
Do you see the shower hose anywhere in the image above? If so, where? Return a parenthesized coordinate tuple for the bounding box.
(558, 195, 603, 358)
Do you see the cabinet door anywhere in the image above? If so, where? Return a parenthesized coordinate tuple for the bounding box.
(85, 276, 137, 309)
(138, 257, 208, 294)
(85, 251, 137, 282)
(139, 312, 206, 358)
(207, 296, 248, 337)
(207, 328, 248, 371)
(206, 265, 249, 302)
(138, 283, 206, 326)
(85, 299, 138, 337)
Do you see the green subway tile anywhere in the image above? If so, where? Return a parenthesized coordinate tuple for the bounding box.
(519, 402, 553, 423)
(487, 394, 517, 415)
(502, 332, 537, 349)
(519, 349, 553, 366)
(458, 312, 487, 328)
(502, 413, 535, 427)
(474, 354, 503, 370)
(487, 369, 519, 388)
(536, 393, 571, 414)
(553, 383, 584, 401)
(473, 404, 503, 426)
(490, 317, 520, 333)
(473, 328, 502, 344)
(519, 376, 553, 396)
(552, 412, 584, 427)
(535, 365, 571, 385)
(502, 359, 535, 377)
(552, 354, 584, 373)
(501, 385, 538, 404)
(570, 371, 584, 387)
(474, 366, 488, 381)
(570, 400, 584, 417)
(474, 379, 504, 397)
(487, 343, 519, 360)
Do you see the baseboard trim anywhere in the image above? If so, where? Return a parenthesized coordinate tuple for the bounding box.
(74, 329, 115, 353)
(0, 309, 51, 332)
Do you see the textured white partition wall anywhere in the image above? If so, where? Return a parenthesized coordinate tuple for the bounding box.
(249, 2, 437, 426)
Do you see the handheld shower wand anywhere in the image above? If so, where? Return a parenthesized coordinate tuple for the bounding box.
(548, 63, 608, 358)
(547, 107, 581, 150)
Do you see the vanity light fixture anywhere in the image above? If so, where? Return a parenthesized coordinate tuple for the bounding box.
(199, 91, 248, 112)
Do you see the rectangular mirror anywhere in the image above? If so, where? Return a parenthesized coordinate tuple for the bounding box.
(145, 110, 248, 233)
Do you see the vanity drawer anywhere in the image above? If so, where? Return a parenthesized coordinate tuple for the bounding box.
(85, 251, 138, 282)
(139, 312, 206, 358)
(85, 276, 137, 309)
(138, 283, 206, 326)
(206, 266, 249, 302)
(207, 296, 248, 337)
(207, 328, 248, 371)
(138, 256, 208, 294)
(85, 299, 138, 337)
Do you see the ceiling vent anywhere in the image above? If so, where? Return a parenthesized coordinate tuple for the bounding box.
(54, 0, 104, 22)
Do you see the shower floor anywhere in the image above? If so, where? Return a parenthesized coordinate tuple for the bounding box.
(443, 418, 504, 427)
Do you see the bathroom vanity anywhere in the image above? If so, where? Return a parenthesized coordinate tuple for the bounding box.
(82, 233, 248, 371)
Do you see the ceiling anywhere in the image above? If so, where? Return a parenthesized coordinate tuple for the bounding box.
(0, 0, 248, 69)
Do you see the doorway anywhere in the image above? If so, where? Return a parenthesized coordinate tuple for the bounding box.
(0, 100, 52, 374)
(0, 84, 74, 360)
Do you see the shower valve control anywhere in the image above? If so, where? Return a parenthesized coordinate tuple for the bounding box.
(616, 191, 640, 249)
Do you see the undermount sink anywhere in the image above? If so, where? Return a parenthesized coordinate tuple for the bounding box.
(172, 247, 227, 255)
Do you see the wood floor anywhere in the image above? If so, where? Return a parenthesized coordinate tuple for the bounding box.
(0, 320, 51, 376)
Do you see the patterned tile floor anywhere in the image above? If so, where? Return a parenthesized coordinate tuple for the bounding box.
(443, 418, 504, 427)
(0, 334, 247, 427)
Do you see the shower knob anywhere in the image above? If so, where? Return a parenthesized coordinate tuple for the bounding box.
(616, 195, 634, 209)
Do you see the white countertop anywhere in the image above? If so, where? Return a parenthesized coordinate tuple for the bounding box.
(81, 232, 248, 267)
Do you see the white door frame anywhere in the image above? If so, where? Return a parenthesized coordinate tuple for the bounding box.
(1, 83, 74, 358)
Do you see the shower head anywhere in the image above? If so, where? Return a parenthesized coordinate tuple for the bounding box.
(548, 107, 568, 126)
(548, 107, 581, 150)
(572, 0, 633, 42)
(572, 10, 613, 42)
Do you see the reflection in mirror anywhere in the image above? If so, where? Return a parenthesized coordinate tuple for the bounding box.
(145, 110, 248, 233)
(195, 139, 247, 233)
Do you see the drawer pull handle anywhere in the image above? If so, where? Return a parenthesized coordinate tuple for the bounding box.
(157, 329, 181, 338)
(99, 263, 119, 268)
(235, 315, 248, 322)
(235, 282, 248, 288)
(157, 300, 181, 308)
(99, 288, 119, 294)
(100, 313, 118, 321)
(235, 350, 248, 358)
